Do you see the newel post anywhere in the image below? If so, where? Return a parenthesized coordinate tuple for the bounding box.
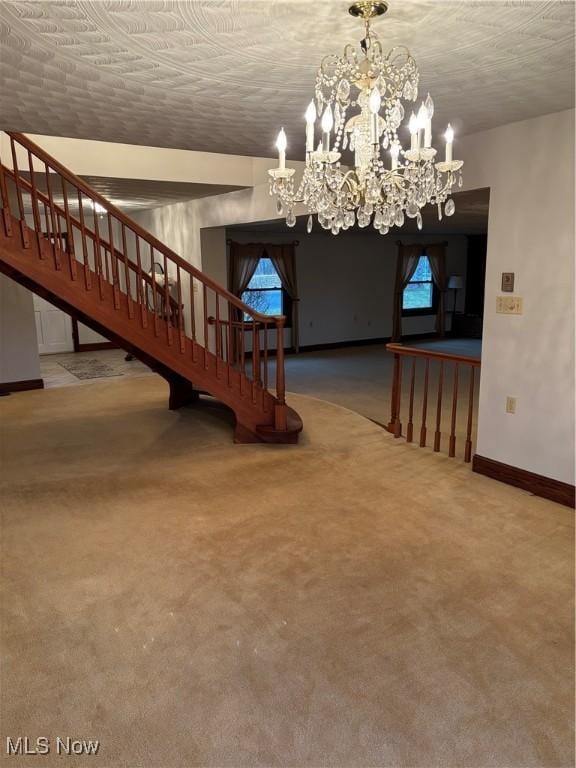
(386, 351, 403, 437)
(274, 316, 287, 431)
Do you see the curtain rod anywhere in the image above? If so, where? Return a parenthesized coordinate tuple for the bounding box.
(226, 239, 299, 246)
(396, 240, 449, 247)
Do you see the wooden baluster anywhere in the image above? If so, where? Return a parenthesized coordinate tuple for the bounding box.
(27, 150, 43, 257)
(227, 302, 233, 386)
(150, 246, 159, 336)
(406, 358, 416, 443)
(464, 365, 476, 463)
(387, 352, 403, 437)
(163, 253, 172, 345)
(76, 190, 91, 290)
(190, 276, 197, 360)
(92, 203, 105, 299)
(215, 294, 222, 374)
(0, 149, 13, 236)
(135, 236, 146, 328)
(240, 312, 246, 378)
(60, 178, 77, 280)
(434, 360, 444, 452)
(50, 170, 65, 267)
(203, 284, 209, 366)
(44, 164, 60, 268)
(223, 315, 229, 381)
(449, 362, 459, 458)
(9, 138, 29, 247)
(121, 224, 133, 319)
(419, 359, 429, 447)
(107, 213, 120, 308)
(263, 320, 269, 399)
(253, 320, 261, 386)
(274, 316, 287, 430)
(42, 201, 49, 238)
(176, 265, 185, 352)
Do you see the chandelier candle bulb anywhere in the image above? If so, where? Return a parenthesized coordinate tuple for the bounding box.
(276, 128, 287, 169)
(445, 123, 454, 163)
(409, 113, 419, 151)
(417, 102, 428, 148)
(369, 87, 382, 143)
(321, 106, 334, 152)
(305, 101, 317, 152)
(424, 93, 434, 147)
(390, 142, 400, 170)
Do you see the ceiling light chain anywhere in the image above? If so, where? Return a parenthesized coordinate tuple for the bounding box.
(268, 1, 463, 235)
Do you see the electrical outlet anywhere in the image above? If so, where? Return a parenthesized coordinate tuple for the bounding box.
(496, 296, 523, 314)
(506, 396, 517, 414)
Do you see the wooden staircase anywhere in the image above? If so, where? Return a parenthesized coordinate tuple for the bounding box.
(0, 132, 302, 443)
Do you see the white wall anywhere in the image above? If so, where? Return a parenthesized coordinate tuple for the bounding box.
(0, 273, 41, 384)
(218, 229, 468, 346)
(460, 109, 575, 484)
(1, 132, 305, 188)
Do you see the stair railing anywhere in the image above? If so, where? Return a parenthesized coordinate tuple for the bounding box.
(385, 343, 481, 462)
(0, 131, 288, 429)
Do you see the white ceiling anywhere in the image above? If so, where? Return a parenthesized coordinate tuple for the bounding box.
(1, 1, 574, 159)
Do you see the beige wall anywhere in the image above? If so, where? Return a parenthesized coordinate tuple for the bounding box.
(0, 273, 41, 385)
(460, 109, 575, 484)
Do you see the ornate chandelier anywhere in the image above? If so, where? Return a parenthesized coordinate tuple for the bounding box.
(268, 0, 463, 235)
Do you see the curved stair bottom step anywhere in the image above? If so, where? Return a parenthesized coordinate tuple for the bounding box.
(164, 375, 302, 445)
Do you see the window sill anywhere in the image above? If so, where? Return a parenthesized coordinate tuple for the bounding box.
(402, 308, 437, 317)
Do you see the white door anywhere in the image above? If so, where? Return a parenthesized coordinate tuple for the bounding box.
(33, 294, 74, 354)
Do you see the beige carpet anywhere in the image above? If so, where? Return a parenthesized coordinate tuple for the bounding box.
(41, 343, 478, 460)
(1, 377, 573, 768)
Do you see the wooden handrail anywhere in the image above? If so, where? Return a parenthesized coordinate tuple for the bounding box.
(4, 134, 278, 326)
(207, 316, 273, 330)
(386, 343, 481, 366)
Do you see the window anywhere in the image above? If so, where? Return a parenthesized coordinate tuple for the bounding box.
(242, 257, 290, 322)
(403, 254, 437, 314)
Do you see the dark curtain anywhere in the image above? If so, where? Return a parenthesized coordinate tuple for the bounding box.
(392, 242, 422, 342)
(228, 241, 263, 297)
(267, 243, 300, 352)
(425, 243, 448, 337)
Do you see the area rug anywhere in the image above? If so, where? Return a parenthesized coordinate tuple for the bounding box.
(58, 358, 123, 380)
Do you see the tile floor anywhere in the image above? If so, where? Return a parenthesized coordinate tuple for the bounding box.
(40, 349, 153, 388)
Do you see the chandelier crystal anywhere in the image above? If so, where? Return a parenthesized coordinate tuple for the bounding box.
(268, 0, 463, 235)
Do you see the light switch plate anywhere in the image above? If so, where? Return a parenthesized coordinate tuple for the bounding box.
(506, 396, 517, 414)
(496, 296, 523, 314)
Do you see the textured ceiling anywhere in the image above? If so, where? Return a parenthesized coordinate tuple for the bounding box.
(78, 175, 246, 210)
(19, 173, 245, 211)
(0, 1, 574, 158)
(229, 189, 490, 235)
